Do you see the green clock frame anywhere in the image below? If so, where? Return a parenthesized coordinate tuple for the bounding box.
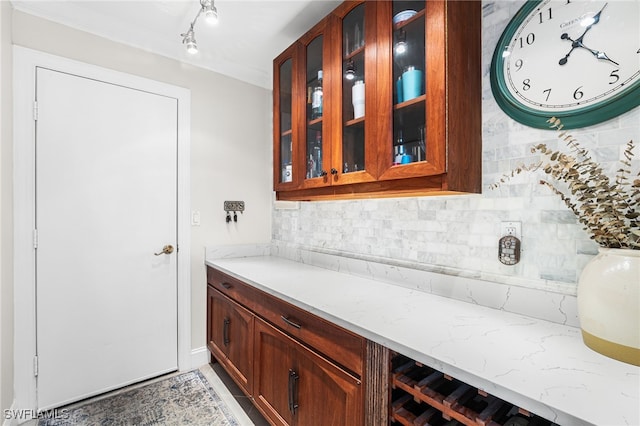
(490, 0, 640, 130)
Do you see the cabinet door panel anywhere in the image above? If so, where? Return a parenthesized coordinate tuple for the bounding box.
(207, 285, 230, 359)
(207, 287, 254, 395)
(254, 319, 294, 426)
(254, 317, 363, 426)
(293, 342, 363, 426)
(225, 295, 254, 395)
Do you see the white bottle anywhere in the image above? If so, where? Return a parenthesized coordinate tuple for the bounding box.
(352, 80, 365, 119)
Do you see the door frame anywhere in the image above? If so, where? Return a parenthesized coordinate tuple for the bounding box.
(13, 46, 192, 412)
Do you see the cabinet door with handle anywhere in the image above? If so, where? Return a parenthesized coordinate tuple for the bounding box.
(254, 317, 363, 426)
(254, 318, 295, 426)
(292, 335, 363, 426)
(206, 286, 254, 395)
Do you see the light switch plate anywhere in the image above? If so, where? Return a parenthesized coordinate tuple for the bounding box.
(191, 210, 201, 226)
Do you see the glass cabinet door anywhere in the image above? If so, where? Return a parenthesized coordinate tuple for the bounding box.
(378, 0, 447, 181)
(392, 1, 426, 167)
(341, 4, 365, 175)
(275, 54, 294, 187)
(305, 35, 325, 181)
(298, 18, 332, 189)
(334, 1, 377, 185)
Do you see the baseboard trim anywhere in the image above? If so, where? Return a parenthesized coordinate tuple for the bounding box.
(190, 346, 209, 369)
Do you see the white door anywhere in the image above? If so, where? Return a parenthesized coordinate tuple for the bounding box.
(35, 67, 178, 410)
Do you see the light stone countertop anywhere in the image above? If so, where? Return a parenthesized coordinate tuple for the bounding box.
(205, 255, 639, 426)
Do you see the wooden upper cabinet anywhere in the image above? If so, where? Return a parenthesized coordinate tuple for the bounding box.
(273, 0, 481, 200)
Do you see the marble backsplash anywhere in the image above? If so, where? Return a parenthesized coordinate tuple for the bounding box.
(206, 243, 579, 328)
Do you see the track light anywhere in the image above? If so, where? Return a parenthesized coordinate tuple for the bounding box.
(180, 0, 218, 54)
(203, 0, 218, 25)
(345, 59, 356, 80)
(182, 26, 198, 54)
(395, 29, 407, 55)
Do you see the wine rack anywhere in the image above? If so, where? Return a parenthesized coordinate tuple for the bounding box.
(390, 354, 558, 426)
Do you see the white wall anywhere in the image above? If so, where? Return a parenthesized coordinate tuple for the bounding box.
(271, 1, 640, 297)
(8, 8, 272, 376)
(1, 0, 14, 417)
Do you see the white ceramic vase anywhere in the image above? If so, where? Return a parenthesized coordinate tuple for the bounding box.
(578, 248, 640, 366)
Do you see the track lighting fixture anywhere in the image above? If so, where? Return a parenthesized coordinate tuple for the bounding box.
(203, 0, 218, 25)
(395, 29, 407, 55)
(345, 58, 356, 80)
(182, 25, 198, 54)
(181, 0, 218, 54)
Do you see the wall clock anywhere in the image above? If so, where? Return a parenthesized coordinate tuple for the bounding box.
(490, 0, 640, 129)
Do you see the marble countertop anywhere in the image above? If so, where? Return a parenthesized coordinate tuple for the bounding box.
(205, 255, 639, 426)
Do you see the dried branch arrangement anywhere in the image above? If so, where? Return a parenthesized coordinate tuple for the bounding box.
(492, 117, 639, 250)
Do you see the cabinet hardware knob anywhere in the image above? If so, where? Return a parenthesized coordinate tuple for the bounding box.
(320, 170, 328, 177)
(330, 168, 338, 175)
(221, 282, 232, 289)
(281, 315, 302, 329)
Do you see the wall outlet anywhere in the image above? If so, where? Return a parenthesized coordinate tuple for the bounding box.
(500, 221, 521, 240)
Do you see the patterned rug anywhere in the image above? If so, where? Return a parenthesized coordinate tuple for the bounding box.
(38, 370, 240, 426)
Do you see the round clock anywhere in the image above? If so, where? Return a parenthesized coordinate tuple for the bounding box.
(490, 0, 640, 129)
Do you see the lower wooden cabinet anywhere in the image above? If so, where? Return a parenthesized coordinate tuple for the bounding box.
(254, 317, 363, 426)
(206, 265, 367, 426)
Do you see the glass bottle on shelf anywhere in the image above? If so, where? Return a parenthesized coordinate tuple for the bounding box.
(311, 70, 323, 120)
(342, 3, 366, 175)
(392, 1, 426, 166)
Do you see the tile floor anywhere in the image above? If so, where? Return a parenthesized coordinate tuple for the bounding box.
(205, 362, 270, 426)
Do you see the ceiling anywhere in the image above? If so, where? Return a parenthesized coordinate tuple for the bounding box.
(10, 0, 342, 89)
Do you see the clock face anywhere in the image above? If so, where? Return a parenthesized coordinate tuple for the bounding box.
(491, 0, 640, 129)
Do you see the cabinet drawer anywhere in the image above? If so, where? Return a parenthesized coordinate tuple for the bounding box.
(253, 291, 365, 377)
(207, 266, 258, 311)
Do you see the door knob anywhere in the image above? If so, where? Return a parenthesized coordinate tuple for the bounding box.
(154, 245, 174, 256)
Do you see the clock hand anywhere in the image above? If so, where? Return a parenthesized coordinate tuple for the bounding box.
(573, 40, 619, 65)
(559, 34, 619, 66)
(558, 2, 609, 65)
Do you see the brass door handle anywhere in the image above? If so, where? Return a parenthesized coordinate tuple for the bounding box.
(154, 245, 174, 256)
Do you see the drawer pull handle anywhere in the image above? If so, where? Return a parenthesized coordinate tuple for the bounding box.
(288, 369, 299, 414)
(223, 317, 230, 346)
(281, 315, 301, 329)
(221, 282, 232, 289)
